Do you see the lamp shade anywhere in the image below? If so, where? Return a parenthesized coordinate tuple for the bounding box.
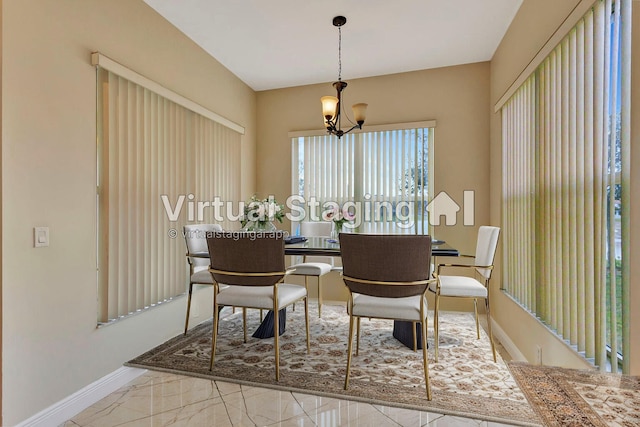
(352, 103, 368, 124)
(321, 96, 339, 121)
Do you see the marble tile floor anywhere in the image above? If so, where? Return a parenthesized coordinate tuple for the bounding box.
(62, 369, 520, 427)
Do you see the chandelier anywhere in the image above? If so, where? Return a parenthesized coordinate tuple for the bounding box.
(321, 16, 368, 138)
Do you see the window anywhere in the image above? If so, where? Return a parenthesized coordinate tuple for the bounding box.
(501, 0, 630, 372)
(95, 54, 243, 323)
(291, 123, 434, 234)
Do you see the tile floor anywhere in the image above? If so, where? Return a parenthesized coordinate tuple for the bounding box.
(62, 368, 520, 427)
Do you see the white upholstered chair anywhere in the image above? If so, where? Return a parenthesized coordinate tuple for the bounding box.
(290, 221, 333, 317)
(339, 233, 434, 400)
(183, 223, 222, 334)
(430, 226, 501, 362)
(207, 232, 310, 381)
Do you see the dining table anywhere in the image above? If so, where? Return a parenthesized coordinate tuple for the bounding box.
(284, 235, 459, 258)
(194, 234, 459, 348)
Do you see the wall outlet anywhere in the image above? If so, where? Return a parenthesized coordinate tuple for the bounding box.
(536, 345, 543, 365)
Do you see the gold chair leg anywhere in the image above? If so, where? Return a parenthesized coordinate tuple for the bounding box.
(344, 313, 355, 390)
(356, 317, 361, 356)
(184, 282, 194, 335)
(242, 308, 247, 343)
(209, 290, 219, 371)
(305, 296, 310, 353)
(434, 292, 440, 362)
(274, 284, 280, 381)
(301, 276, 310, 312)
(421, 313, 432, 400)
(474, 298, 480, 339)
(317, 275, 323, 318)
(412, 321, 418, 352)
(274, 305, 280, 381)
(485, 298, 497, 362)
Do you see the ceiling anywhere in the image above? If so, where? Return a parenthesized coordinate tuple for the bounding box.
(143, 0, 523, 91)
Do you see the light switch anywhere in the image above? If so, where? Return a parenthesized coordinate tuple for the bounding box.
(34, 227, 49, 248)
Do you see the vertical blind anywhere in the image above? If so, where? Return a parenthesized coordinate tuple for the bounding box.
(97, 68, 241, 323)
(292, 127, 433, 234)
(501, 0, 630, 372)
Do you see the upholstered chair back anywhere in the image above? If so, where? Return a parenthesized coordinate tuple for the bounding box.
(339, 234, 432, 298)
(207, 232, 285, 287)
(474, 226, 500, 280)
(184, 223, 223, 272)
(300, 221, 334, 265)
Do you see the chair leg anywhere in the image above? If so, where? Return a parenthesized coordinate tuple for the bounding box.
(344, 313, 356, 390)
(412, 321, 418, 352)
(300, 276, 310, 313)
(274, 304, 280, 381)
(356, 317, 361, 356)
(434, 292, 440, 363)
(209, 297, 219, 371)
(474, 298, 480, 339)
(485, 298, 497, 363)
(421, 314, 432, 400)
(260, 309, 264, 321)
(184, 282, 194, 335)
(242, 308, 247, 343)
(317, 275, 323, 318)
(304, 296, 310, 353)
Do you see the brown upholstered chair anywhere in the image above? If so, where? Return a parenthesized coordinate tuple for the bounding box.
(206, 231, 310, 381)
(339, 233, 434, 400)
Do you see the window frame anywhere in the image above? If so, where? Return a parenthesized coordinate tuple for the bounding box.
(290, 121, 435, 235)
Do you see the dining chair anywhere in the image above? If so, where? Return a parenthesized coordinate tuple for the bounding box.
(430, 226, 501, 362)
(339, 233, 434, 400)
(290, 221, 333, 317)
(206, 231, 310, 381)
(183, 223, 222, 335)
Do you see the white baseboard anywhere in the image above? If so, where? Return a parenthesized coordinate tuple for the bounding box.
(16, 366, 147, 427)
(491, 319, 528, 362)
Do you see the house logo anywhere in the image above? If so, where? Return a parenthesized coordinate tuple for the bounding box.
(426, 190, 475, 226)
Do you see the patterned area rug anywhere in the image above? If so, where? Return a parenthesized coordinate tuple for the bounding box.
(127, 304, 540, 426)
(508, 362, 640, 427)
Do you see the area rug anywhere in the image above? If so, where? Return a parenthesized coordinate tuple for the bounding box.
(508, 362, 640, 427)
(127, 304, 540, 426)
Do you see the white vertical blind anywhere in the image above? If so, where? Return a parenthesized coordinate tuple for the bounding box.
(97, 68, 241, 323)
(296, 133, 355, 210)
(502, 76, 537, 312)
(501, 0, 629, 372)
(292, 127, 432, 234)
(191, 114, 241, 230)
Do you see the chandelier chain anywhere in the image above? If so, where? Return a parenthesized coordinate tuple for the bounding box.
(338, 26, 342, 81)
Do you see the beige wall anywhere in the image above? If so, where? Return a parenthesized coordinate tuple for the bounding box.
(490, 0, 639, 373)
(256, 63, 492, 305)
(1, 0, 256, 424)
